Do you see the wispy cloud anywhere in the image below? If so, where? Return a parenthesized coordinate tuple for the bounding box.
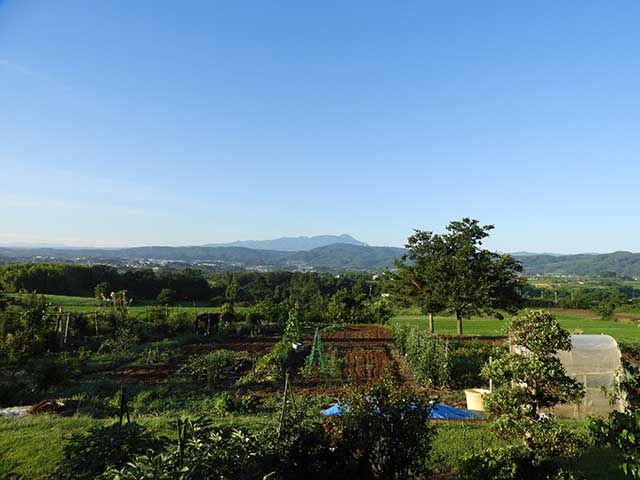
(0, 58, 34, 76)
(0, 233, 128, 248)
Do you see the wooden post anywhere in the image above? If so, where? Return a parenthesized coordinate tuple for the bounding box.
(57, 307, 64, 349)
(428, 312, 434, 334)
(63, 313, 71, 345)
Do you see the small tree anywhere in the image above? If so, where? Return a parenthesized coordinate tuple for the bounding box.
(462, 310, 585, 479)
(594, 300, 615, 320)
(391, 218, 524, 335)
(156, 288, 177, 306)
(94, 282, 110, 301)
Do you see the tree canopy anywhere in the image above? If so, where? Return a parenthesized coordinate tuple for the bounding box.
(391, 218, 524, 335)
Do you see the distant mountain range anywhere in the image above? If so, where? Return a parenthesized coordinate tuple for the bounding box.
(203, 234, 367, 251)
(2, 237, 640, 276)
(0, 242, 404, 272)
(514, 251, 640, 278)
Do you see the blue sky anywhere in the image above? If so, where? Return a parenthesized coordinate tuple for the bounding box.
(1, 1, 640, 253)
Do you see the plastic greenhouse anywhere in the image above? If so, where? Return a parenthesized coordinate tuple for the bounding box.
(552, 334, 624, 419)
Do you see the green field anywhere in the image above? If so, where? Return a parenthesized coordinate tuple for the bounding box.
(32, 294, 227, 314)
(390, 309, 640, 343)
(32, 295, 640, 344)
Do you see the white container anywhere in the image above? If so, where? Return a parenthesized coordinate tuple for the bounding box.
(465, 388, 490, 412)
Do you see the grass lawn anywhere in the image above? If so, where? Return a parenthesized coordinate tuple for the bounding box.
(34, 294, 234, 315)
(390, 310, 640, 343)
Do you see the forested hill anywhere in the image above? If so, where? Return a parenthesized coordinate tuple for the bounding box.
(204, 234, 367, 251)
(0, 243, 406, 272)
(516, 251, 640, 277)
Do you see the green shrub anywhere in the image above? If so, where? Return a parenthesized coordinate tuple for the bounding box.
(101, 422, 268, 480)
(22, 353, 79, 392)
(449, 340, 506, 389)
(55, 422, 167, 480)
(590, 411, 640, 479)
(329, 374, 435, 479)
(210, 392, 258, 416)
(233, 321, 253, 337)
(97, 328, 139, 356)
(176, 349, 238, 385)
(255, 338, 296, 381)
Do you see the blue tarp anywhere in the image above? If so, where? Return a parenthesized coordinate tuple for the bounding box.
(321, 402, 482, 420)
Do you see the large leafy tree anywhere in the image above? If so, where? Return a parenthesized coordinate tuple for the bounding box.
(391, 218, 524, 335)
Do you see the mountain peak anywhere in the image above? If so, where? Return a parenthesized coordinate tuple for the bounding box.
(203, 234, 368, 252)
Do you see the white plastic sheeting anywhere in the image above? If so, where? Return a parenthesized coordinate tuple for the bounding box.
(553, 334, 624, 418)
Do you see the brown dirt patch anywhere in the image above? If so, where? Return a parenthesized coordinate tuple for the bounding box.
(104, 364, 180, 384)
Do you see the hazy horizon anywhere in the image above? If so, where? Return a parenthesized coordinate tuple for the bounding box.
(3, 2, 640, 253)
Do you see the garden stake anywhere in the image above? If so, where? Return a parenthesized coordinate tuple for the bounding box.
(277, 371, 290, 442)
(118, 385, 130, 425)
(305, 327, 326, 376)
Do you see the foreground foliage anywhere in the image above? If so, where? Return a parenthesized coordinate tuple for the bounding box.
(460, 310, 585, 479)
(55, 422, 168, 480)
(53, 376, 434, 480)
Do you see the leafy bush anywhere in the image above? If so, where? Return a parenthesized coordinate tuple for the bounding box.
(56, 422, 167, 480)
(22, 353, 79, 392)
(210, 391, 258, 416)
(255, 338, 296, 381)
(101, 422, 269, 480)
(588, 350, 640, 479)
(97, 328, 139, 356)
(328, 374, 435, 479)
(590, 411, 640, 479)
(366, 299, 394, 324)
(156, 288, 177, 306)
(176, 349, 238, 385)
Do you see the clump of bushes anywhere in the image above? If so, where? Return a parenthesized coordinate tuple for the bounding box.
(176, 349, 242, 385)
(328, 374, 435, 479)
(255, 338, 297, 381)
(95, 376, 435, 480)
(97, 328, 139, 356)
(22, 353, 79, 393)
(101, 422, 268, 480)
(210, 391, 259, 416)
(56, 422, 167, 480)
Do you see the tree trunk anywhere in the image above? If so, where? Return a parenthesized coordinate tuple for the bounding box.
(428, 312, 434, 334)
(456, 311, 463, 336)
